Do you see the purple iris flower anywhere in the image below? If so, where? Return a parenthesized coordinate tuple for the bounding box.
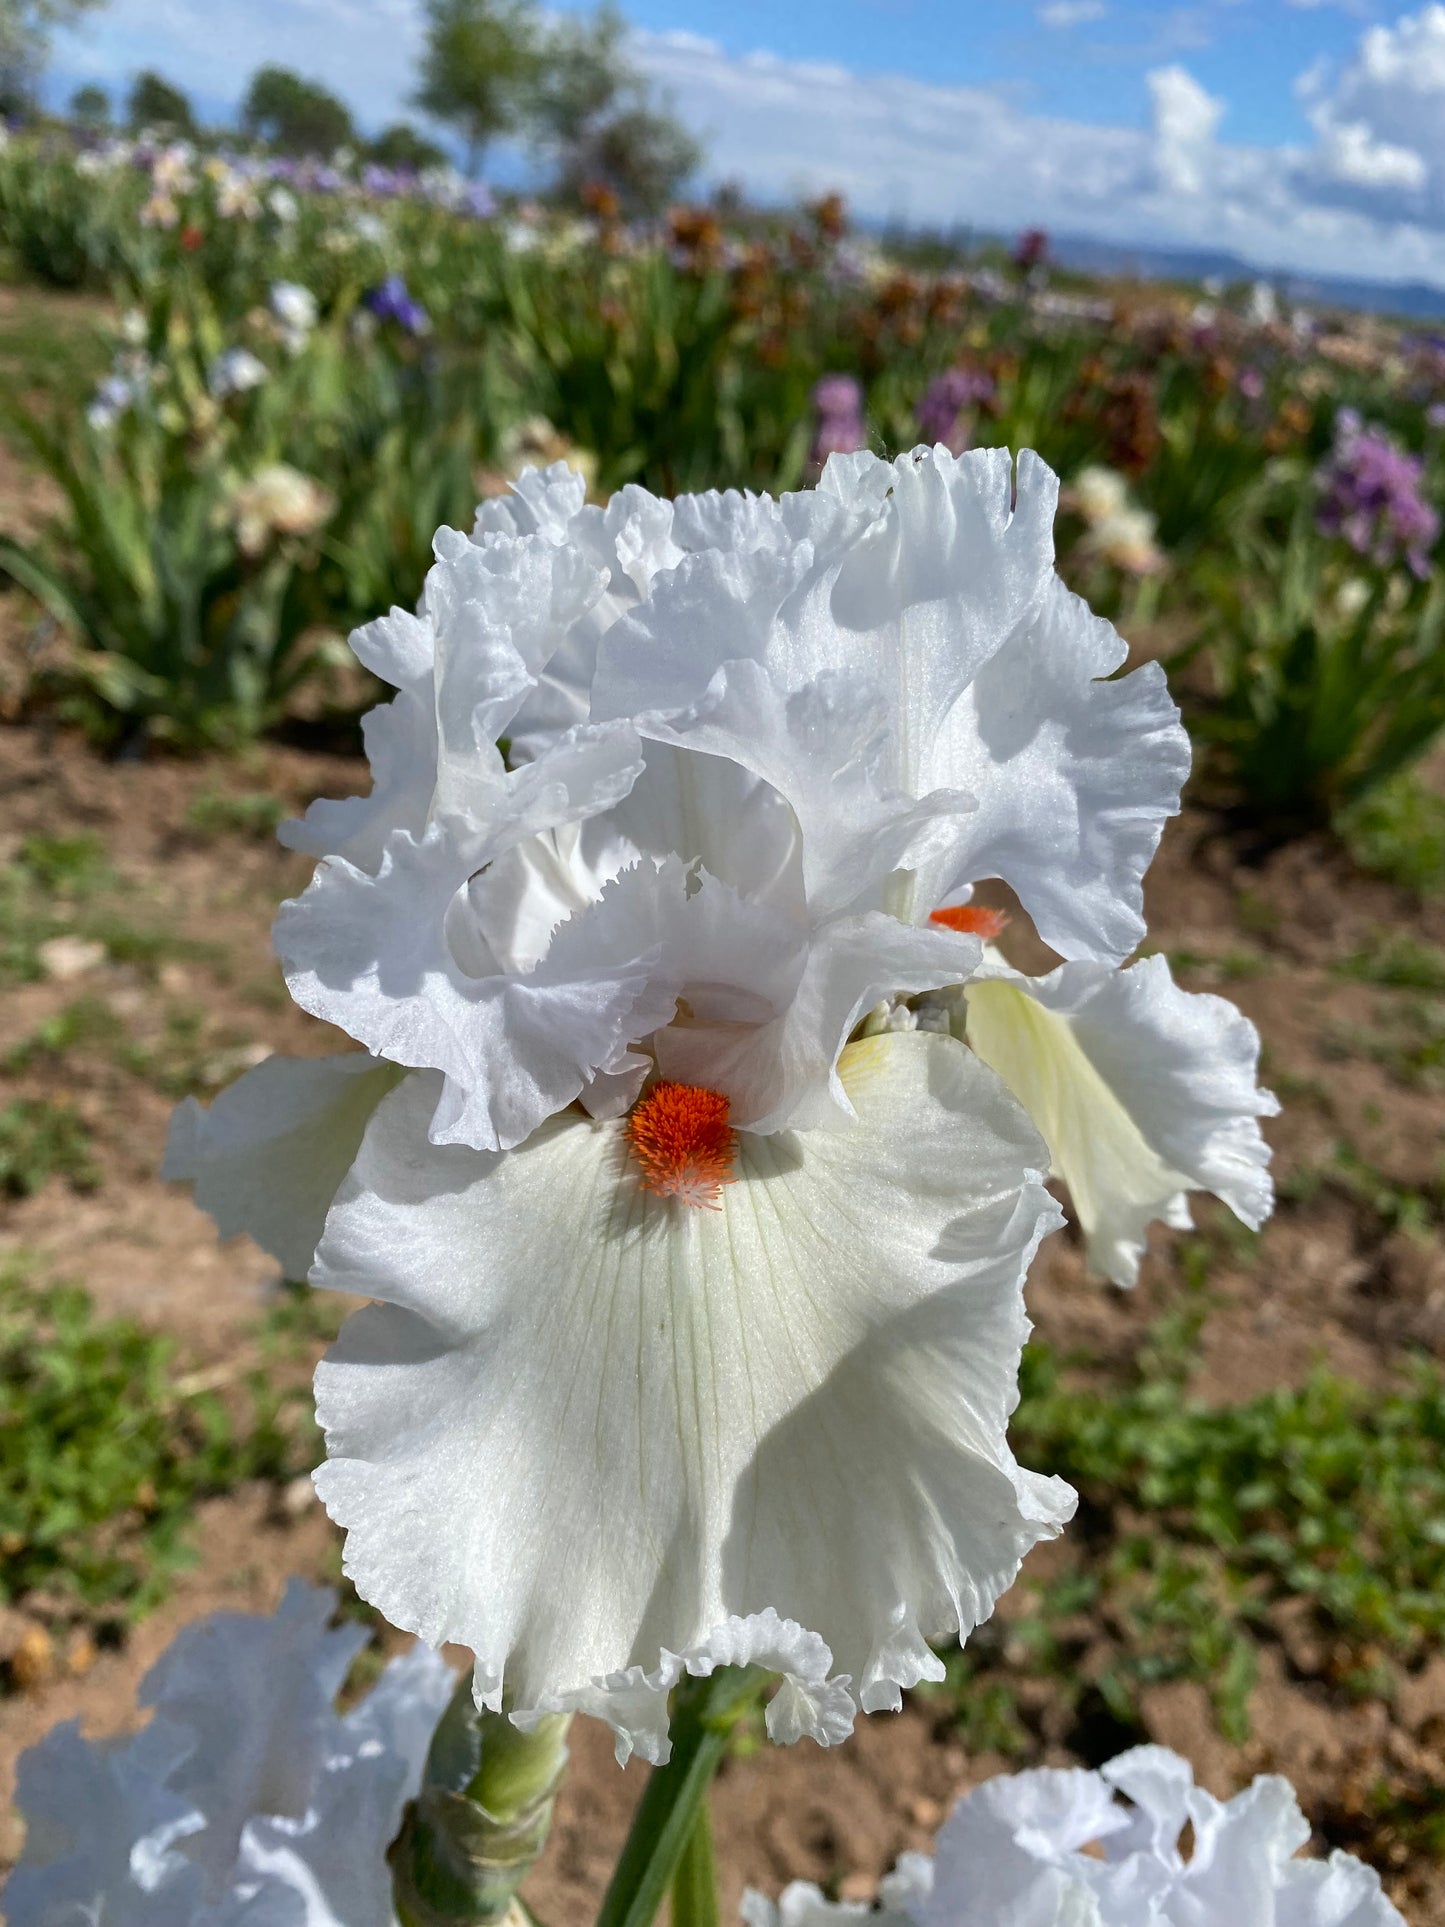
(917, 365, 996, 450)
(810, 373, 866, 466)
(1317, 412, 1440, 579)
(364, 273, 432, 337)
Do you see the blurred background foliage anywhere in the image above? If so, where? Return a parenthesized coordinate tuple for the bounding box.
(0, 0, 1442, 843)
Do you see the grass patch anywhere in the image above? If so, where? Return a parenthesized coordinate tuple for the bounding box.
(1334, 936, 1445, 992)
(1163, 946, 1269, 982)
(0, 1096, 99, 1197)
(3, 994, 123, 1073)
(1278, 1140, 1441, 1239)
(0, 286, 109, 404)
(184, 790, 287, 843)
(1323, 999, 1445, 1093)
(1340, 772, 1445, 898)
(0, 1261, 318, 1631)
(922, 1292, 1445, 1757)
(0, 836, 223, 985)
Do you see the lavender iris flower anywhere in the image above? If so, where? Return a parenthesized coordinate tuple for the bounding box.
(810, 373, 865, 466)
(917, 366, 996, 451)
(1317, 412, 1440, 579)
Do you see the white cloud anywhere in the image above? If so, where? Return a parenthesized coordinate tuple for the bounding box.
(1295, 4, 1445, 219)
(1038, 1, 1108, 26)
(1147, 63, 1224, 194)
(1313, 117, 1427, 191)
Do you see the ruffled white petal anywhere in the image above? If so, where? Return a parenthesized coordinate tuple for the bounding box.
(472, 461, 591, 546)
(274, 723, 650, 1153)
(280, 677, 438, 874)
(740, 1882, 903, 1925)
(925, 576, 1190, 964)
(743, 1747, 1404, 1927)
(139, 1580, 371, 1891)
(233, 1641, 455, 1927)
(5, 1720, 204, 1927)
(655, 911, 983, 1134)
(3, 1584, 455, 1927)
(312, 1034, 1070, 1763)
(427, 528, 608, 816)
(609, 738, 803, 920)
(624, 655, 980, 922)
(1277, 1854, 1410, 1927)
(916, 1746, 1407, 1927)
(163, 1053, 404, 1279)
(481, 474, 684, 763)
(962, 956, 1277, 1287)
(810, 447, 1060, 795)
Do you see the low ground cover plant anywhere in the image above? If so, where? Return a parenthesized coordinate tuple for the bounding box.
(0, 1262, 316, 1633)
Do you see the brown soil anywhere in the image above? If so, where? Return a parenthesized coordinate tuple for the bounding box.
(1, 720, 1443, 1924)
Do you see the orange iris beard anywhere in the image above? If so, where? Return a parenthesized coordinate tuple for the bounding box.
(929, 904, 1011, 940)
(626, 1082, 738, 1209)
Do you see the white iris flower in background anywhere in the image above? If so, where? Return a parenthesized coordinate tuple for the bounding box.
(3, 1583, 453, 1927)
(166, 447, 1275, 1763)
(8, 1608, 1398, 1927)
(741, 1744, 1405, 1927)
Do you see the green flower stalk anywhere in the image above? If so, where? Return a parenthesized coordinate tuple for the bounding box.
(389, 1678, 570, 1927)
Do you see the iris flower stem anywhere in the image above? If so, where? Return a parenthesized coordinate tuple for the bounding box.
(670, 1800, 721, 1927)
(389, 1673, 571, 1926)
(595, 1667, 767, 1927)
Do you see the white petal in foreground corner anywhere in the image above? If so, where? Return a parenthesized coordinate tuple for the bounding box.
(961, 955, 1277, 1289)
(741, 1746, 1405, 1927)
(312, 1032, 1072, 1764)
(162, 1051, 404, 1280)
(3, 1583, 456, 1927)
(3, 1719, 204, 1927)
(920, 1746, 1406, 1927)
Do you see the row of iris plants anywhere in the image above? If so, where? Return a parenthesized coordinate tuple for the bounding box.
(1, 129, 1445, 847)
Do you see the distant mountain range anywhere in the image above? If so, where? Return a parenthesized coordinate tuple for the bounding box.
(1042, 231, 1445, 327)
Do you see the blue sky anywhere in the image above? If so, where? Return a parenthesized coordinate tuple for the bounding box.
(557, 0, 1365, 145)
(47, 1, 1445, 287)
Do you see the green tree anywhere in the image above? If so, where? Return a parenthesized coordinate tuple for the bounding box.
(0, 0, 105, 116)
(68, 79, 109, 127)
(126, 68, 194, 134)
(531, 5, 700, 217)
(412, 0, 538, 177)
(366, 120, 447, 172)
(240, 63, 354, 156)
(574, 101, 701, 218)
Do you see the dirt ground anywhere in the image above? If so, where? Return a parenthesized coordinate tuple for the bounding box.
(1, 718, 1444, 1923)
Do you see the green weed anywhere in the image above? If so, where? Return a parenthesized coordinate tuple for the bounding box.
(0, 1098, 100, 1197)
(15, 833, 111, 896)
(1340, 772, 1445, 898)
(0, 1262, 316, 1624)
(0, 841, 223, 987)
(925, 1324, 1445, 1755)
(3, 995, 123, 1073)
(185, 789, 287, 842)
(1334, 936, 1445, 992)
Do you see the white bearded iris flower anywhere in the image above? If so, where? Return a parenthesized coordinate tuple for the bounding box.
(167, 447, 1273, 1762)
(3, 1583, 454, 1927)
(740, 1745, 1405, 1927)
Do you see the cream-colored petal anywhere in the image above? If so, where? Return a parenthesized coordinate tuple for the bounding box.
(963, 957, 1275, 1287)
